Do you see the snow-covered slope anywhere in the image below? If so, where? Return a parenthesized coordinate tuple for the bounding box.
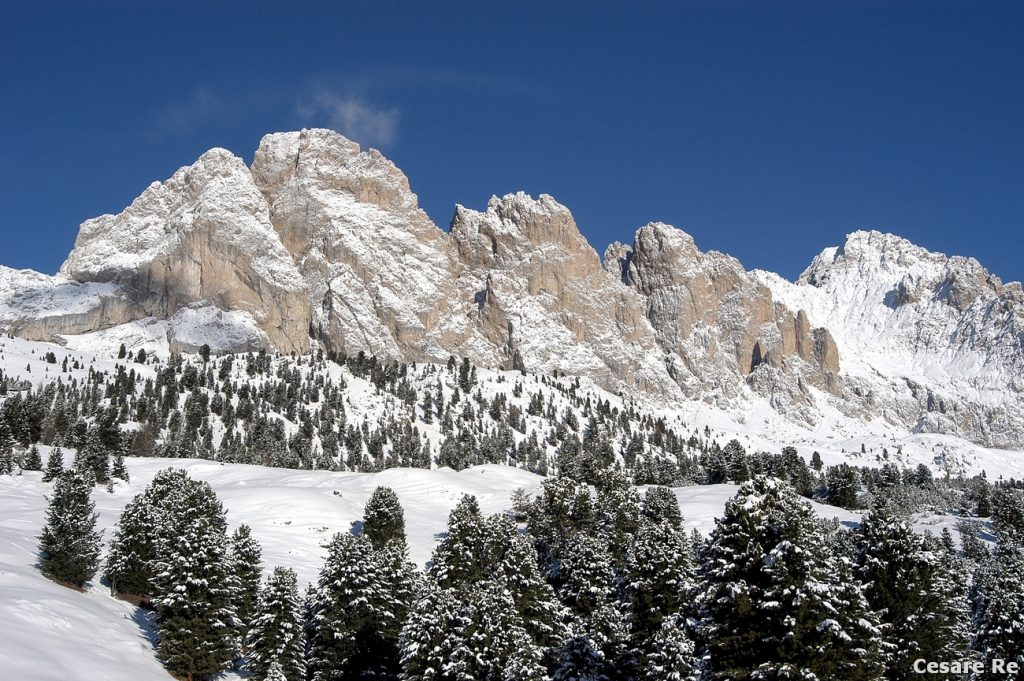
(0, 454, 914, 681)
(754, 230, 1024, 448)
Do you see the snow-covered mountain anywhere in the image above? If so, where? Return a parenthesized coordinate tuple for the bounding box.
(755, 231, 1024, 449)
(1, 129, 1022, 450)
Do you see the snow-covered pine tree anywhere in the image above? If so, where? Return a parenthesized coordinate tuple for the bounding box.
(697, 476, 884, 680)
(482, 513, 567, 648)
(307, 532, 410, 680)
(526, 476, 597, 576)
(593, 471, 642, 567)
(105, 493, 160, 599)
(22, 443, 42, 471)
(37, 469, 102, 587)
(920, 533, 972, 667)
(991, 487, 1024, 545)
(264, 660, 289, 681)
(552, 531, 631, 680)
(111, 452, 129, 482)
(429, 494, 489, 588)
(973, 542, 1024, 673)
(399, 581, 463, 680)
(641, 485, 683, 528)
(0, 423, 14, 475)
(824, 463, 861, 509)
(445, 581, 550, 681)
(73, 434, 110, 484)
(231, 523, 263, 638)
(362, 485, 407, 551)
(641, 613, 697, 681)
(245, 567, 306, 681)
(151, 475, 239, 680)
(42, 446, 64, 482)
(105, 468, 189, 600)
(856, 505, 970, 677)
(625, 518, 692, 661)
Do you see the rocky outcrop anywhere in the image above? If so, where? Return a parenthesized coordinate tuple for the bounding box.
(0, 267, 139, 341)
(251, 129, 467, 361)
(58, 148, 311, 353)
(450, 193, 678, 396)
(607, 223, 842, 416)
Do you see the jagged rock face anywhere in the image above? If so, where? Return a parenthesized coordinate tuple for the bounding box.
(757, 230, 1024, 447)
(450, 193, 678, 396)
(58, 148, 310, 353)
(3, 131, 1022, 448)
(0, 267, 138, 341)
(251, 129, 470, 361)
(613, 222, 841, 409)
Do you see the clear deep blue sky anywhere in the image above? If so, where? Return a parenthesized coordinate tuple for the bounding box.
(2, 1, 1022, 282)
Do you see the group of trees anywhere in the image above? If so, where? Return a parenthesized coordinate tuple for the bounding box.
(12, 342, 1024, 678)
(5, 342, 1021, 529)
(35, 459, 1024, 680)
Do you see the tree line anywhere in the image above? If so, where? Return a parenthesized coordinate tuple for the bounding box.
(36, 464, 1024, 680)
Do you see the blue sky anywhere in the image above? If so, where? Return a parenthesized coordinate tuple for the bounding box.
(2, 1, 1022, 283)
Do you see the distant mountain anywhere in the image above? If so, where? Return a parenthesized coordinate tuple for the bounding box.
(1, 129, 1021, 448)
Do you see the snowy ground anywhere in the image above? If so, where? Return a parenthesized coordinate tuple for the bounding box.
(0, 454, 945, 681)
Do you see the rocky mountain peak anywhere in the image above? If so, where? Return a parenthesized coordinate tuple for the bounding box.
(56, 145, 310, 353)
(253, 128, 421, 215)
(614, 221, 841, 410)
(3, 132, 1023, 448)
(451, 192, 600, 278)
(760, 231, 1024, 447)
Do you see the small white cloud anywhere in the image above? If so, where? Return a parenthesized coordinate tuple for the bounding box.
(151, 86, 224, 136)
(297, 90, 399, 148)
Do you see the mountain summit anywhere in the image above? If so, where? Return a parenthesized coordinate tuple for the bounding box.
(1, 129, 1021, 448)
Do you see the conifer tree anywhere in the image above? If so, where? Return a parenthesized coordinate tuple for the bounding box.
(401, 580, 548, 681)
(405, 498, 566, 679)
(399, 581, 462, 680)
(246, 567, 306, 681)
(921, 534, 972, 667)
(641, 485, 682, 528)
(641, 614, 697, 681)
(37, 469, 102, 587)
(697, 476, 884, 680)
(42, 446, 64, 482)
(856, 505, 970, 678)
(105, 493, 160, 598)
(553, 531, 630, 680)
(308, 532, 412, 680)
(594, 471, 642, 566)
(445, 581, 549, 681)
(625, 519, 691, 659)
(429, 494, 489, 588)
(824, 463, 861, 509)
(74, 435, 110, 484)
(482, 513, 566, 647)
(231, 523, 263, 637)
(973, 542, 1024, 672)
(151, 476, 239, 679)
(22, 444, 42, 471)
(362, 485, 406, 551)
(106, 468, 189, 599)
(0, 425, 14, 475)
(992, 487, 1024, 545)
(111, 452, 129, 482)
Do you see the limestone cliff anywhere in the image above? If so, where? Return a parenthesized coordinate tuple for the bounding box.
(3, 129, 1021, 447)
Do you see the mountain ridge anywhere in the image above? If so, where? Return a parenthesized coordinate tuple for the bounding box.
(1, 128, 1021, 450)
